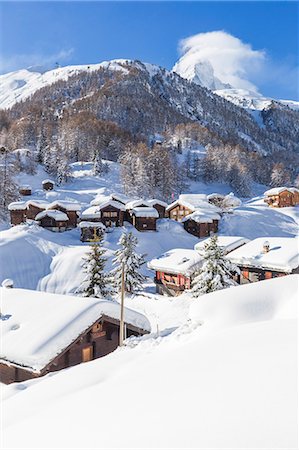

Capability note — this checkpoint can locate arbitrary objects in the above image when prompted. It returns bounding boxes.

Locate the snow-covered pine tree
[191,235,239,297]
[0,146,19,220]
[78,232,111,298]
[111,231,146,294]
[93,150,104,176]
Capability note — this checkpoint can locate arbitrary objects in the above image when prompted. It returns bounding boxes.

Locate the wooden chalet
[97,200,125,227]
[19,185,32,196]
[166,194,220,222]
[124,199,152,223]
[264,187,299,208]
[0,288,150,384]
[79,221,106,242]
[147,199,168,218]
[80,205,102,223]
[227,237,299,284]
[182,210,220,238]
[35,210,69,232]
[26,200,49,220]
[47,200,81,228]
[148,248,203,296]
[42,179,55,191]
[131,207,159,231]
[8,201,27,226]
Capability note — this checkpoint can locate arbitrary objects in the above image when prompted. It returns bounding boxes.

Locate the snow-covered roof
[148,248,203,276]
[264,187,292,196]
[147,199,168,208]
[227,237,299,273]
[182,210,220,223]
[131,207,159,218]
[78,221,106,229]
[97,200,126,211]
[166,197,221,213]
[288,187,299,194]
[110,192,132,205]
[26,199,50,209]
[194,236,249,254]
[35,210,69,222]
[0,288,151,372]
[80,205,101,219]
[42,179,55,184]
[8,201,27,211]
[207,193,225,201]
[126,199,152,210]
[179,194,208,205]
[47,200,81,211]
[19,185,31,190]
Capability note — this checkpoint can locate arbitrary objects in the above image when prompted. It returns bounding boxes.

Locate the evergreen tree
[191,235,239,297]
[270,163,291,187]
[78,233,111,298]
[0,146,19,220]
[93,150,104,176]
[111,232,146,294]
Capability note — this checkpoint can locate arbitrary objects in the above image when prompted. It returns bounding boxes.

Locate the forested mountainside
[0,59,298,208]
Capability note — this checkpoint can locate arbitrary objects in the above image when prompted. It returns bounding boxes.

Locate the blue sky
[0,1,298,99]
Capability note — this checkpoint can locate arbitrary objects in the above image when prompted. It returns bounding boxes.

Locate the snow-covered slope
[0,60,130,109]
[2,275,297,449]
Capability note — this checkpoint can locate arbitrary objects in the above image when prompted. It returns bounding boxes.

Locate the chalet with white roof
[26,199,50,220]
[264,187,299,208]
[19,185,32,196]
[79,221,106,242]
[0,288,150,384]
[47,200,81,228]
[182,210,220,238]
[42,179,55,191]
[166,194,221,222]
[8,201,27,225]
[226,237,299,284]
[96,200,125,227]
[147,199,168,218]
[194,236,249,254]
[35,210,69,232]
[148,248,203,296]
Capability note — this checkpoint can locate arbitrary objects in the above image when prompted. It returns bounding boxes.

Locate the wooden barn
[148,248,203,296]
[42,179,55,191]
[264,187,299,208]
[182,210,220,238]
[26,200,49,220]
[227,237,299,284]
[131,207,159,231]
[97,200,125,227]
[47,200,81,228]
[79,221,106,242]
[35,210,69,232]
[124,199,152,223]
[147,199,168,218]
[19,185,32,196]
[8,201,27,226]
[0,288,150,384]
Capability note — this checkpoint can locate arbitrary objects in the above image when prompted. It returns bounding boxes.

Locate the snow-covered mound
[2,276,297,449]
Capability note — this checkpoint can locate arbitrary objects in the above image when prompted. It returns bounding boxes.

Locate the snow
[132,207,159,218]
[78,221,105,229]
[47,200,81,211]
[264,186,293,196]
[125,199,152,209]
[80,205,101,219]
[110,192,132,205]
[0,60,130,110]
[167,195,221,214]
[42,179,54,184]
[7,201,27,211]
[35,210,68,222]
[182,209,220,223]
[19,184,31,190]
[194,235,249,254]
[96,200,126,211]
[147,198,168,208]
[1,276,297,449]
[227,236,299,273]
[0,287,151,372]
[148,248,203,276]
[26,199,50,209]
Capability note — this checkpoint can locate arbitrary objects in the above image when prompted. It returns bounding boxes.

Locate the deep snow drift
[2,275,297,449]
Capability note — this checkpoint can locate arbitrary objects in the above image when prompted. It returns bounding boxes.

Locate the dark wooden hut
[8,201,27,226]
[42,179,55,191]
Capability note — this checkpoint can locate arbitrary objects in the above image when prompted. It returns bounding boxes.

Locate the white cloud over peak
[174,30,266,93]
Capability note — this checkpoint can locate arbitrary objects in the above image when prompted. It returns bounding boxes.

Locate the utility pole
[119,262,125,347]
